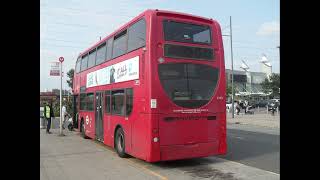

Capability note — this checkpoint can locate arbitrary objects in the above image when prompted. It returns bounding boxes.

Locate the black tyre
[68,123,73,131]
[115,128,128,158]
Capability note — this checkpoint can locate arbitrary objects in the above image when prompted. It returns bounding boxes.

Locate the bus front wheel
[115,128,128,158]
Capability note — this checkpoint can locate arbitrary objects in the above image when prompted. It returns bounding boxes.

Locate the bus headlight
[153,137,159,142]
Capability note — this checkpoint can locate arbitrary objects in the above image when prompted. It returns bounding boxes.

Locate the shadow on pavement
[152,158,239,179]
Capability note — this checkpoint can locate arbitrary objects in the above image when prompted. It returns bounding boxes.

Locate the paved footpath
[227,113,280,129]
[40,129,279,180]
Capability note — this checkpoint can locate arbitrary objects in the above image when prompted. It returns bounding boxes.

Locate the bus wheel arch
[114,125,128,158]
[113,125,122,147]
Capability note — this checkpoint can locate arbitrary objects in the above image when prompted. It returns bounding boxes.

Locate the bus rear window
[163,20,211,44]
[164,44,214,61]
[158,63,219,108]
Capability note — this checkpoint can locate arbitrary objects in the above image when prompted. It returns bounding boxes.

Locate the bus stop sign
[59,57,64,63]
[50,62,60,76]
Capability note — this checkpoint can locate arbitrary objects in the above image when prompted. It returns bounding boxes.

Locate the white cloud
[256,21,279,36]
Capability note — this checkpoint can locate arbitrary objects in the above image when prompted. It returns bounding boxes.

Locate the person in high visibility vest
[44,102,54,134]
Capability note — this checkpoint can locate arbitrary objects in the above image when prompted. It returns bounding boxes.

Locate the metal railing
[227,106,280,116]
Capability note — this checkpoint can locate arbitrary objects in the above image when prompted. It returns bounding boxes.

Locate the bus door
[72,95,79,129]
[95,91,104,141]
[104,90,112,146]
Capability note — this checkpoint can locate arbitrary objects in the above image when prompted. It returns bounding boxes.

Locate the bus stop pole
[59,61,63,136]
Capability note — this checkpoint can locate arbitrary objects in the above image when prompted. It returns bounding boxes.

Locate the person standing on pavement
[62,104,67,129]
[244,100,248,114]
[62,104,65,127]
[44,101,54,134]
[235,101,240,115]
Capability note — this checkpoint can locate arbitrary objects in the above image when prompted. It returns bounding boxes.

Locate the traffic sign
[50,62,60,76]
[59,57,64,63]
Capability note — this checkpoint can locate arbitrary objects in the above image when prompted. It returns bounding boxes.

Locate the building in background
[260,54,272,80]
[225,69,270,102]
[40,89,72,106]
[226,54,278,103]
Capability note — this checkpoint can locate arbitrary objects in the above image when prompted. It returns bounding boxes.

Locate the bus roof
[77,9,216,59]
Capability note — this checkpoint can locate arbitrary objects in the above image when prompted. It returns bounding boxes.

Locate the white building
[225,69,270,102]
[260,55,272,79]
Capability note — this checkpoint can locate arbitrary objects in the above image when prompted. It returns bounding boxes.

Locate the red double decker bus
[72,9,226,162]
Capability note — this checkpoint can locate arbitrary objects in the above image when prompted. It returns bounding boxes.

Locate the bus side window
[86,93,94,111]
[106,38,113,61]
[80,54,89,72]
[96,42,107,65]
[105,90,111,114]
[126,88,133,116]
[112,29,127,59]
[111,89,125,116]
[87,49,97,69]
[127,18,146,53]
[80,93,87,110]
[75,57,81,73]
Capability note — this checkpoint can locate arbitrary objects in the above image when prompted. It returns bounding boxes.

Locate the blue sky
[40,0,279,91]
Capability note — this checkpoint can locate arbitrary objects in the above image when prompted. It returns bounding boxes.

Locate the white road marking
[210,157,280,176]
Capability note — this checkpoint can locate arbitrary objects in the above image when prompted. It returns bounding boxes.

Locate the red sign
[59,57,64,63]
[50,62,60,76]
[50,70,60,76]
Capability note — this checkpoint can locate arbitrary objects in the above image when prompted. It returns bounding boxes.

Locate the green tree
[226,84,232,97]
[261,73,280,98]
[66,99,73,117]
[226,84,238,99]
[66,69,74,117]
[53,100,60,117]
[66,69,74,89]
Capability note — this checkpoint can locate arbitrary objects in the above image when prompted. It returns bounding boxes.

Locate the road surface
[40,124,279,180]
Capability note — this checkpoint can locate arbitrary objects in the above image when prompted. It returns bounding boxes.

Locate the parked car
[246,101,255,110]
[254,100,269,108]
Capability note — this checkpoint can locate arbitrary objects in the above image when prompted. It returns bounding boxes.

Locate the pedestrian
[62,104,67,129]
[235,101,240,115]
[270,103,276,116]
[44,101,54,134]
[244,100,248,114]
[239,100,244,109]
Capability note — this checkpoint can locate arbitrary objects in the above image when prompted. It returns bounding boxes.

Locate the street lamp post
[222,16,235,118]
[59,57,65,136]
[277,46,280,69]
[230,16,235,118]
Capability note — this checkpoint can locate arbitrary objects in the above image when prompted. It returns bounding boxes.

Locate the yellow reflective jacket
[45,105,51,119]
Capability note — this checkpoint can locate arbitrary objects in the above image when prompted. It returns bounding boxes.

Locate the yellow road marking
[94,141,117,154]
[93,141,168,180]
[126,158,168,180]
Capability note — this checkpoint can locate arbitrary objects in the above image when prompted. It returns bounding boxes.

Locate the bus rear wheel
[115,128,128,158]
